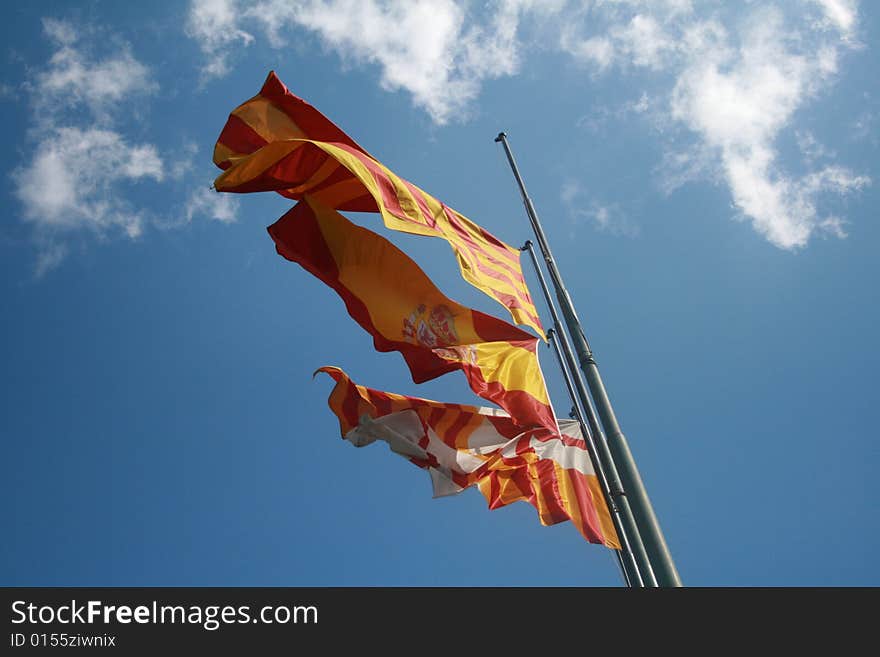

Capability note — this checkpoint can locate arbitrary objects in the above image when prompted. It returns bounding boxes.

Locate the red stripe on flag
[224,142,335,194]
[427,407,445,429]
[399,179,440,230]
[371,390,394,417]
[216,114,268,161]
[567,470,607,544]
[340,379,362,432]
[535,460,568,524]
[267,200,338,278]
[331,146,420,227]
[440,205,521,270]
[471,310,535,343]
[486,414,529,440]
[398,176,520,271]
[440,411,473,449]
[458,361,555,430]
[258,71,368,155]
[487,472,502,510]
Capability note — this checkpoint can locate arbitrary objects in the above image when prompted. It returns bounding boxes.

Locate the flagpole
[546,330,633,587]
[525,243,655,587]
[496,132,682,587]
[550,328,635,585]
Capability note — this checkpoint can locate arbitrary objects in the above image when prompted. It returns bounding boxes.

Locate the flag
[212,70,368,171]
[317,366,619,548]
[268,196,554,430]
[213,71,544,338]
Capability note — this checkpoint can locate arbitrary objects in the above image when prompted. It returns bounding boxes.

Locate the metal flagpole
[497,132,682,587]
[547,329,634,587]
[525,242,655,587]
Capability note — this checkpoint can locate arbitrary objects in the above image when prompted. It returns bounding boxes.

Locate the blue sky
[2,0,877,586]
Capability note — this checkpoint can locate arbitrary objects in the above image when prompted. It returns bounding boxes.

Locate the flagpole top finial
[494,132,507,143]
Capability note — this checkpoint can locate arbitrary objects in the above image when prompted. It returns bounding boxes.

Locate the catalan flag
[269,196,554,430]
[317,366,619,548]
[213,71,544,338]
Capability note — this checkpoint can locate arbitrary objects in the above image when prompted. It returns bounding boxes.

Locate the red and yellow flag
[213,71,544,338]
[269,197,554,430]
[317,366,619,548]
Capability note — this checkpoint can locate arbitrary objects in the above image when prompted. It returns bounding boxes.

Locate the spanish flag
[213,71,544,338]
[317,366,620,549]
[269,196,554,431]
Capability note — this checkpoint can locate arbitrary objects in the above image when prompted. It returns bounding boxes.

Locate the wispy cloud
[12,19,226,276]
[33,242,68,280]
[850,109,876,144]
[796,130,835,165]
[12,20,165,273]
[14,127,162,238]
[185,187,239,224]
[668,7,867,249]
[34,18,157,122]
[811,0,859,39]
[563,35,615,72]
[576,91,655,133]
[185,0,254,81]
[185,0,550,124]
[561,180,640,238]
[560,2,870,250]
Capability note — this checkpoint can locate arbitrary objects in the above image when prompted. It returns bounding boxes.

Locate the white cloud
[801,165,870,196]
[13,19,170,273]
[629,92,651,114]
[459,0,536,81]
[560,179,580,206]
[575,91,656,133]
[561,180,639,238]
[292,0,473,123]
[186,0,549,124]
[186,0,255,80]
[562,1,706,71]
[850,110,875,143]
[666,7,868,248]
[36,18,157,121]
[811,0,858,38]
[796,131,834,164]
[33,243,68,279]
[563,34,615,71]
[185,187,239,224]
[169,141,200,180]
[41,17,77,45]
[17,21,163,234]
[562,2,869,250]
[39,46,155,106]
[13,127,162,234]
[612,14,675,70]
